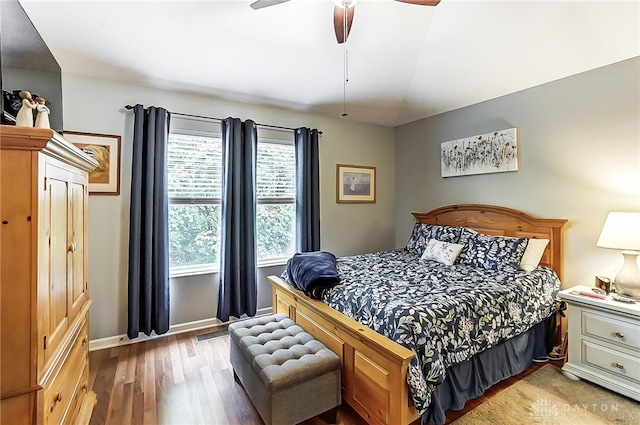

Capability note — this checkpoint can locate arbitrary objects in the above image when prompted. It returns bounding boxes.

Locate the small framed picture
[336,164,376,204]
[64,131,121,195]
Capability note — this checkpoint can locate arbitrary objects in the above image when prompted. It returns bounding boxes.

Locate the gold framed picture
[64,131,121,195]
[336,164,376,204]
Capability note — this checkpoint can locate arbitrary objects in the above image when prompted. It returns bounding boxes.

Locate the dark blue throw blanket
[285,251,340,299]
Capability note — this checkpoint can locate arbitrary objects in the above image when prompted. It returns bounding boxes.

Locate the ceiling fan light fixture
[332,0,358,8]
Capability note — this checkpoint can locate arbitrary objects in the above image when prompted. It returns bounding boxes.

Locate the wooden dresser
[0,126,98,424]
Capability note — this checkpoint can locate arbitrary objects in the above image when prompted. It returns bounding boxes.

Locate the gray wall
[394,57,640,287]
[68,57,639,341]
[62,74,395,340]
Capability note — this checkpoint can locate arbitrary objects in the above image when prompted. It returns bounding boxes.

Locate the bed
[268,204,567,425]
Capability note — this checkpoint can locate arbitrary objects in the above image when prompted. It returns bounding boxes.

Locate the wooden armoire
[0,125,98,424]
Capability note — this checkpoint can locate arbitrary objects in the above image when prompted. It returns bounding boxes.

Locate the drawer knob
[614,362,625,369]
[614,332,624,339]
[50,390,63,411]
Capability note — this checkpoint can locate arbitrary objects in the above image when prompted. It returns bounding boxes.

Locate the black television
[1,0,63,132]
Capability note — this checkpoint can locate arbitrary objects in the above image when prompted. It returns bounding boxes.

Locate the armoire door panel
[68,180,88,321]
[45,172,70,361]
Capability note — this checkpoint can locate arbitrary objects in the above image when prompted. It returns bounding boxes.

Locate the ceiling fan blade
[333,6,355,44]
[250,0,290,10]
[395,0,441,6]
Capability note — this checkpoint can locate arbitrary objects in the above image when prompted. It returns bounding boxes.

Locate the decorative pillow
[421,239,464,266]
[406,223,462,255]
[458,231,529,272]
[435,225,463,243]
[519,238,549,271]
[460,227,478,237]
[406,223,427,255]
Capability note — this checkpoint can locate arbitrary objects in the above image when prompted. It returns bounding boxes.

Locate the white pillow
[519,238,550,271]
[421,239,465,266]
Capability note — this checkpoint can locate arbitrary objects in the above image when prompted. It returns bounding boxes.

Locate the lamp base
[614,251,640,300]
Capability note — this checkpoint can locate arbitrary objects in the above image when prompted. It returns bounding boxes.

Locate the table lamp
[596,212,640,299]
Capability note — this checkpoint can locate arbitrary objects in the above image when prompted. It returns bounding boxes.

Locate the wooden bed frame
[268,204,567,425]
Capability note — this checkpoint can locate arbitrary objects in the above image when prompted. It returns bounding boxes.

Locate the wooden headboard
[412,204,568,280]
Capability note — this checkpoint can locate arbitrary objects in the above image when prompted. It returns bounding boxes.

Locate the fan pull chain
[342,5,349,118]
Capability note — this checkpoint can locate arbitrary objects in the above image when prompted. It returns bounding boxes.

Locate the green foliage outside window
[168,203,296,268]
[169,204,221,268]
[257,204,296,259]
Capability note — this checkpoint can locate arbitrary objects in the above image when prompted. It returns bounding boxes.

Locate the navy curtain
[295,127,320,252]
[127,104,171,339]
[217,118,258,322]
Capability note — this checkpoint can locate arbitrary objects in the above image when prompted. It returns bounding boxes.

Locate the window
[167,130,296,276]
[167,132,222,275]
[257,140,296,262]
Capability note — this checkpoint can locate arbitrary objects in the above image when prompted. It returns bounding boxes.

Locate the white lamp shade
[597,212,640,251]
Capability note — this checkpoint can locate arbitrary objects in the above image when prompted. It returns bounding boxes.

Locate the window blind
[257,142,295,199]
[168,134,222,199]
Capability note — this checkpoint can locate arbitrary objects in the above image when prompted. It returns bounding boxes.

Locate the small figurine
[34,97,51,129]
[15,91,36,127]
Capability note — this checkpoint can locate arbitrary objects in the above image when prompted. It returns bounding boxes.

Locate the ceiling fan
[249,0,440,44]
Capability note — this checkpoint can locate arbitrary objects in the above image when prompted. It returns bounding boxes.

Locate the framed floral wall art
[441,128,518,177]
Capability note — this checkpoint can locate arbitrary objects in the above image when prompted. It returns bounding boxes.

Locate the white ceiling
[19,0,640,127]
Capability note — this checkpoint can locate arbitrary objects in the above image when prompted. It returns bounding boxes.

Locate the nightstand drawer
[582,340,640,384]
[582,310,640,352]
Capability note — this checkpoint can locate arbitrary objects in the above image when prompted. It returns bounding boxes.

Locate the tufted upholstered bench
[229,313,341,425]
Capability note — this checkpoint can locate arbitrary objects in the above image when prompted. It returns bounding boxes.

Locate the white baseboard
[89,307,272,352]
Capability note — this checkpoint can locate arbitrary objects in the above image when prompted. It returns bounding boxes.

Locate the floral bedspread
[283,249,562,414]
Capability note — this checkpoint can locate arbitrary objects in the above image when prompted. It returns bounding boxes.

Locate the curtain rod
[124,105,322,135]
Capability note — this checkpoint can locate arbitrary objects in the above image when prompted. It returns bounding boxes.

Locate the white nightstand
[558,285,640,401]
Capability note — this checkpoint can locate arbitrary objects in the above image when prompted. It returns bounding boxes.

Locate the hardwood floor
[89,327,561,425]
